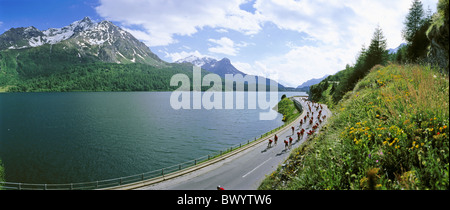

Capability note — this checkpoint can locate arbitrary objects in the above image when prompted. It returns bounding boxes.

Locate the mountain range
[176,56,244,77]
[0,17,305,92]
[175,55,286,89]
[296,75,329,89]
[0,17,164,66]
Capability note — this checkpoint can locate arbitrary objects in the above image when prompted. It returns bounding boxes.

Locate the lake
[0,91,306,184]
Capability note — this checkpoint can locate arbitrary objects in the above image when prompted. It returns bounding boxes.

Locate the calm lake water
[0,91,305,184]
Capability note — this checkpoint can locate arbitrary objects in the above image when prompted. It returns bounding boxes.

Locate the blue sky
[0,0,438,87]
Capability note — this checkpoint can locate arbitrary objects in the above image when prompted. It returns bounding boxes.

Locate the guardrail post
[18,183,21,190]
[179,164,181,170]
[44,184,47,190]
[96,181,99,188]
[70,183,73,190]
[142,173,144,181]
[194,160,197,165]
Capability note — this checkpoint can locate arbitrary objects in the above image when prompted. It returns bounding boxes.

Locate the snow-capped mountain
[0,17,164,66]
[176,55,286,88]
[175,55,217,67]
[176,56,246,78]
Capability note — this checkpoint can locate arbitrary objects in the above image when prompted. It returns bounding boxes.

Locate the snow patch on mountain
[175,55,217,67]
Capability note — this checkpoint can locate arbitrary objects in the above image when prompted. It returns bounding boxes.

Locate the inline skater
[289,137,293,149]
[284,140,289,150]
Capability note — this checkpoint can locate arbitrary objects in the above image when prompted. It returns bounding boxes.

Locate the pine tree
[366,26,388,67]
[402,0,425,43]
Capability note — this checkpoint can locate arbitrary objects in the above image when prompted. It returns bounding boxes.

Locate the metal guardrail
[0,97,306,190]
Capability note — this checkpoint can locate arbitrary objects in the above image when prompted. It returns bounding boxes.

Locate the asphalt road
[138,97,331,190]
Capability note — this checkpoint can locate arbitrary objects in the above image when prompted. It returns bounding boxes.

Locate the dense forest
[0,41,287,92]
[0,42,210,92]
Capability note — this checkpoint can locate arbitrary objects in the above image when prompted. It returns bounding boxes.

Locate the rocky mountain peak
[0,17,165,66]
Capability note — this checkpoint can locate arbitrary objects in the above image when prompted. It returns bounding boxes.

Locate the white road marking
[242,157,273,178]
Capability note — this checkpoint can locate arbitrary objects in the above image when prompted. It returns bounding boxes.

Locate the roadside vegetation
[260,0,449,190]
[0,160,4,189]
[275,95,300,122]
[259,64,449,190]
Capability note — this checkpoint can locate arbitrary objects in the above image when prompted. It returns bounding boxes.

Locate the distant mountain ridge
[0,17,164,66]
[296,75,329,89]
[176,56,245,77]
[388,43,406,54]
[176,55,286,89]
[0,17,286,92]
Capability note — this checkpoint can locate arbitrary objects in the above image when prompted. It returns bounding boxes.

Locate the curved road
[137,97,331,190]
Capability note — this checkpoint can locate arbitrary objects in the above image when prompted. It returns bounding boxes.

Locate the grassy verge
[275,97,300,122]
[259,64,449,190]
[0,160,4,190]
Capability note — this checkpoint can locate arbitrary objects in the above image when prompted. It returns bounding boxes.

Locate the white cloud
[0,21,3,27]
[208,37,238,56]
[123,27,177,47]
[234,44,354,87]
[235,0,438,87]
[95,0,261,46]
[95,0,438,87]
[255,0,438,49]
[215,28,229,33]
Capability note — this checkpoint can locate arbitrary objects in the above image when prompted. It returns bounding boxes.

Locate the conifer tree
[402,0,425,43]
[366,26,388,67]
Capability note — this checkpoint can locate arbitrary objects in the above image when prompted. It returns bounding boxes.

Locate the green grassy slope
[259,64,449,190]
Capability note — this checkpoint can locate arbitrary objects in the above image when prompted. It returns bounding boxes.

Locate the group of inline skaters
[267,98,327,150]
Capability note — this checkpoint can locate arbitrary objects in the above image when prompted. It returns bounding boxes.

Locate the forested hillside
[260,0,449,190]
[309,0,449,105]
[0,43,201,92]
